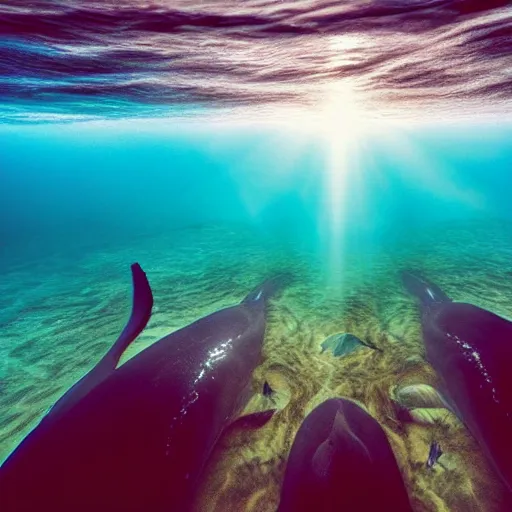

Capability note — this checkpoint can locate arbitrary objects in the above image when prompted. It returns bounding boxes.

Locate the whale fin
[45,263,153,421]
[242,273,292,304]
[228,409,277,430]
[97,263,153,371]
[401,271,451,307]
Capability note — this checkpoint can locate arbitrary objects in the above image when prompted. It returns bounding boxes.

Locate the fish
[320,332,369,357]
[263,380,274,398]
[0,266,287,512]
[426,441,443,469]
[278,398,412,512]
[402,270,512,491]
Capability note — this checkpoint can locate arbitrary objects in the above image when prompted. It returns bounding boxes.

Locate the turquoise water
[2,120,511,264]
[1,1,512,508]
[2,121,512,511]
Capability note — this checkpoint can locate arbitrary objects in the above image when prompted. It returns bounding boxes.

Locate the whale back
[425,301,512,490]
[1,286,272,511]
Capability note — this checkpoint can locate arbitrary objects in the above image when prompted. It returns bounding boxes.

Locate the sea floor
[2,219,512,511]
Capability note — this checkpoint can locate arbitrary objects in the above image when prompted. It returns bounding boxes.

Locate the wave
[0,0,510,123]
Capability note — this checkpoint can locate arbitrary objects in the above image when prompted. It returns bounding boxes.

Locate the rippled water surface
[1,0,511,122]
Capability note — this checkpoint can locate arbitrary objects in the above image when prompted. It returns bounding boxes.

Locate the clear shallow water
[1,121,511,258]
[1,120,512,510]
[1,1,512,511]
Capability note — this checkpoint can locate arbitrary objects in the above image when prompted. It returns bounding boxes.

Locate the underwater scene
[1,1,512,511]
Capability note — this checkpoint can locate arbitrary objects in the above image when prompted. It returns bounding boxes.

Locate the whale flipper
[46,263,153,420]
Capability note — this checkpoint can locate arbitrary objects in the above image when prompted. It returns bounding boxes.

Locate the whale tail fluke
[401,270,451,307]
[243,273,293,304]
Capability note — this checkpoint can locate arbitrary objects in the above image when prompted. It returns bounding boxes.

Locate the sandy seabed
[2,220,512,511]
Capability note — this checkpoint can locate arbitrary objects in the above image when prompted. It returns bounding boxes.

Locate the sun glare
[315,81,367,284]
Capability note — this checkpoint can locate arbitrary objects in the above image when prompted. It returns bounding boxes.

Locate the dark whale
[45,263,153,421]
[0,265,285,512]
[278,398,412,512]
[402,271,512,491]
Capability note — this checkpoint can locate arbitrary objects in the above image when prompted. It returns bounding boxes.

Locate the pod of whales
[6,263,508,510]
[402,270,512,491]
[278,398,412,512]
[0,264,286,512]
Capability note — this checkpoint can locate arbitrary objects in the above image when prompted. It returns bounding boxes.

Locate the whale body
[279,398,412,512]
[0,265,284,512]
[402,270,512,491]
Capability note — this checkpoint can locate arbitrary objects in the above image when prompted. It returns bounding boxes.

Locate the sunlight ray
[315,81,367,285]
